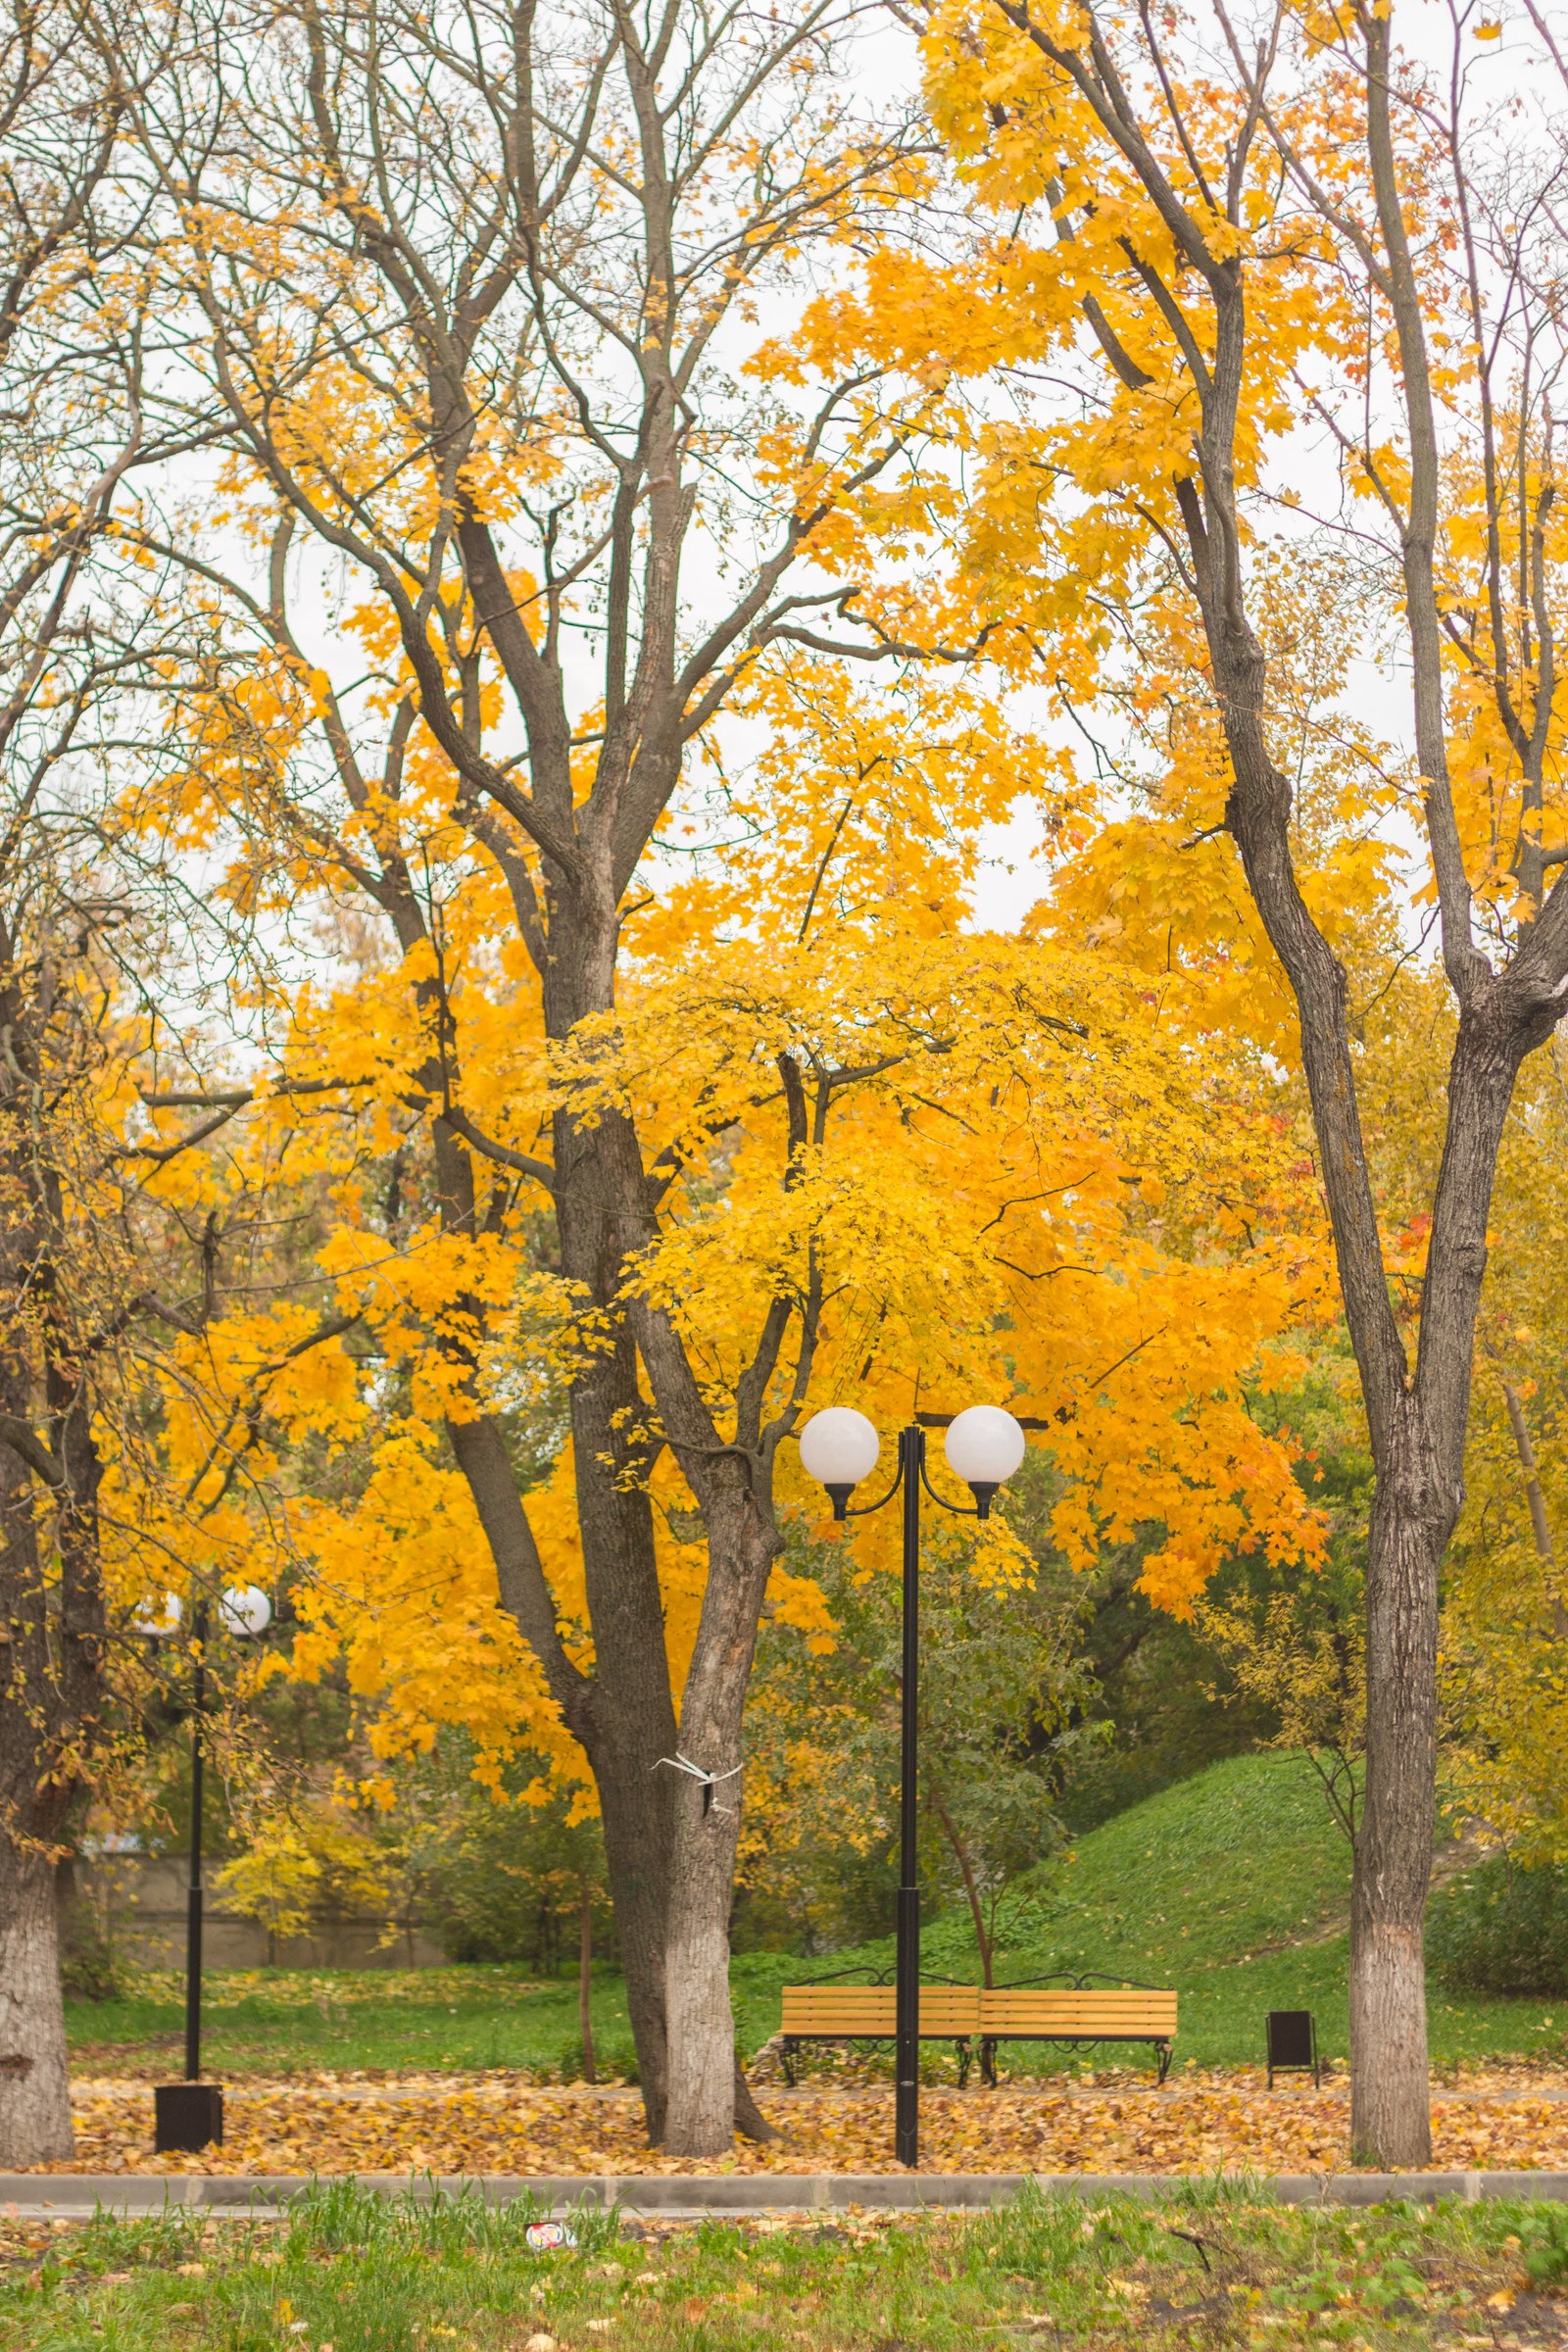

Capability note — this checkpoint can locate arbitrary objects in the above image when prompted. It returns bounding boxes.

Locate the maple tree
[0,5,374,2158]
[110,0,952,2160]
[1439,1024,1568,1863]
[816,0,1568,2164]
[0,1,186,2166]
[81,0,1348,2159]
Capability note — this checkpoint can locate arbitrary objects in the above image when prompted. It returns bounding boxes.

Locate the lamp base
[154,2082,223,2153]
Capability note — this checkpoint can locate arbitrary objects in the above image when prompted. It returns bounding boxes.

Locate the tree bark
[929,1775,994,1987]
[0,1333,104,2171]
[1497,1375,1568,1636]
[659,1485,783,2155]
[1349,1413,1443,2165]
[0,1834,74,2167]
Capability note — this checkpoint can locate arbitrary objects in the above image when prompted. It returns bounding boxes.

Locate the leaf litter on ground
[33,2061,1568,2177]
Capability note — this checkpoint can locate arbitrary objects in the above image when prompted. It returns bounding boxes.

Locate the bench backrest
[780,1984,982,2036]
[979,1987,1177,2036]
[779,1984,1177,2040]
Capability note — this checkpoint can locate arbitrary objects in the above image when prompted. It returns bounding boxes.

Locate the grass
[65,1965,639,2081]
[66,1755,1568,2082]
[979,1751,1568,2073]
[733,1754,1568,2075]
[6,2178,1568,2350]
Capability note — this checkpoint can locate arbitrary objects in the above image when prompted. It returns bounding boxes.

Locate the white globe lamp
[130,1592,183,1639]
[799,1406,881,1519]
[218,1583,273,1639]
[944,1405,1026,1519]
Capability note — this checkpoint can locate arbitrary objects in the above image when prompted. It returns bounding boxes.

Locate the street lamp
[797,1402,1026,2169]
[147,1582,274,2155]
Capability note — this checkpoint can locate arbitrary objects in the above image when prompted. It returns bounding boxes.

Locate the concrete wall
[69,1857,448,1971]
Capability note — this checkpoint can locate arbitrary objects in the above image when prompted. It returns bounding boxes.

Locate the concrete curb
[7,2170,1568,2218]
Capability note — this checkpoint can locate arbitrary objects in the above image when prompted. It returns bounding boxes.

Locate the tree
[1439,1020,1568,1859]
[115,0,945,2156]
[844,0,1568,2166]
[109,0,1334,2153]
[233,894,1324,2134]
[0,0,168,2164]
[0,13,368,2133]
[743,1507,1098,1983]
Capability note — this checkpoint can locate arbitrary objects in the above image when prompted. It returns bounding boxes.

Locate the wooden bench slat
[981,1992,1175,2006]
[781,1987,982,2034]
[981,2005,1177,2019]
[981,2015,1175,2034]
[981,1995,1177,2028]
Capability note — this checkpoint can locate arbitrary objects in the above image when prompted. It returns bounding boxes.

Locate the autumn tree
[96,0,1347,2158]
[0,0,166,2167]
[0,0,378,2165]
[851,0,1568,2162]
[108,0,955,2158]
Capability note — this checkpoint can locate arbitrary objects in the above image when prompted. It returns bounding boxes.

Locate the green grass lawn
[66,1965,639,2081]
[982,1750,1568,2073]
[67,1755,1568,2082]
[733,1754,1568,2075]
[6,2178,1568,2350]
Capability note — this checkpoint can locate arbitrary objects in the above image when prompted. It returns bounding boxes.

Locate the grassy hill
[734,1752,1567,2073]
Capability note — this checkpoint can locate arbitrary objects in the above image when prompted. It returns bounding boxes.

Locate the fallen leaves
[26,2063,1568,2177]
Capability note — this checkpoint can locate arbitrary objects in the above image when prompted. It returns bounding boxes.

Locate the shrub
[557,2035,638,2084]
[1427,1856,1568,1994]
[59,1910,130,2002]
[1520,2203,1568,2288]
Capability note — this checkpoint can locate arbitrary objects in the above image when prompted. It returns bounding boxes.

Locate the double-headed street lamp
[797,1404,1026,2169]
[133,1582,273,2153]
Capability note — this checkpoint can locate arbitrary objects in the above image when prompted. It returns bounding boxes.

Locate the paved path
[7,2168,1568,2221]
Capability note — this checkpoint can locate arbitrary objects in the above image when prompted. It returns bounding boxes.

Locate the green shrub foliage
[1427,1856,1568,1995]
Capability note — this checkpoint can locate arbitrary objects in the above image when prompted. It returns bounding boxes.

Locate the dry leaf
[32,2065,1568,2179]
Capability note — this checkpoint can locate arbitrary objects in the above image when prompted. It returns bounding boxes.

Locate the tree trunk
[660,1492,781,2155]
[1498,1375,1568,1637]
[1348,1427,1444,2167]
[547,938,686,2137]
[572,1727,672,2135]
[0,1834,74,2167]
[929,1776,994,1987]
[578,1881,596,2084]
[662,1788,742,2156]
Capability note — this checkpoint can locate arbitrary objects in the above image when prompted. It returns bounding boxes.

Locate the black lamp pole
[184,1597,209,2082]
[895,1424,923,2169]
[146,1584,270,2153]
[807,1403,1026,2170]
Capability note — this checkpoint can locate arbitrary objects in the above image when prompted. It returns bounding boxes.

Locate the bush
[557,2035,639,2084]
[1519,2204,1568,2289]
[1427,1856,1568,1994]
[59,1908,130,2002]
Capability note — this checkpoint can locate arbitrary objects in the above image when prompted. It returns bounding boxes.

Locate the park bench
[778,1970,1177,2086]
[977,1974,1177,2084]
[778,1974,983,2085]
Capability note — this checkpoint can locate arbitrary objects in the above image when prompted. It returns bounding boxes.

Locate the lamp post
[145,1581,273,2155]
[797,1402,1026,2169]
